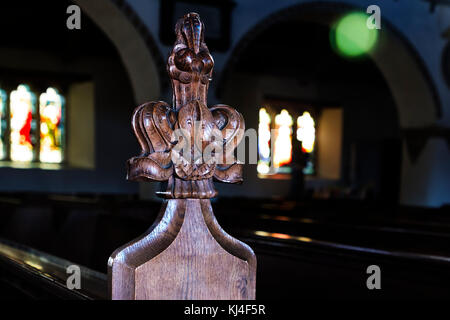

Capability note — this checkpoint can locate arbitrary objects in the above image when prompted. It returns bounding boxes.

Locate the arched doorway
[219,3,440,125]
[217,2,440,204]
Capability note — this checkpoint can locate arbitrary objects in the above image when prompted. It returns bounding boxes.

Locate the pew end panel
[107,12,256,300]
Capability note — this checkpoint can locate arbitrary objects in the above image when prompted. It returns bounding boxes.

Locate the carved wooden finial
[126,12,244,199]
[108,13,256,300]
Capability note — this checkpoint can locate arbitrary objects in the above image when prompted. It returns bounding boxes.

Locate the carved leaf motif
[214,163,244,184]
[210,104,245,183]
[127,102,174,181]
[127,152,173,182]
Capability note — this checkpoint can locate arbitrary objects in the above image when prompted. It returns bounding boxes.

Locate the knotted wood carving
[108,12,256,300]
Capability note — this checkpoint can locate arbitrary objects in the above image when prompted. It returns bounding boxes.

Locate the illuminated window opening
[39,88,65,163]
[0,89,6,160]
[273,109,293,170]
[297,112,315,153]
[296,111,316,175]
[257,108,271,174]
[257,105,317,178]
[0,84,65,165]
[10,85,36,162]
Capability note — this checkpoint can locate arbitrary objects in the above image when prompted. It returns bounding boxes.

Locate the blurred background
[0,0,449,299]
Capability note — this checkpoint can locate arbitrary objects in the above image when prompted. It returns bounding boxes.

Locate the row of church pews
[222,213,450,257]
[1,232,450,300]
[215,198,450,256]
[1,230,449,300]
[0,193,157,272]
[245,236,450,299]
[0,193,449,299]
[0,238,106,299]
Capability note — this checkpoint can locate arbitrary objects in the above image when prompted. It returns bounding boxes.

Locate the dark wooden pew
[0,238,106,299]
[1,193,450,299]
[1,229,450,300]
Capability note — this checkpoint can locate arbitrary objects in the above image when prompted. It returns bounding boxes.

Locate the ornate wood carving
[108,12,256,300]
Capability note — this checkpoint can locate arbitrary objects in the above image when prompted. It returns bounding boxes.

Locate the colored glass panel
[257,108,271,174]
[39,87,64,163]
[296,112,315,153]
[10,85,36,162]
[273,109,293,169]
[296,111,316,175]
[0,89,6,160]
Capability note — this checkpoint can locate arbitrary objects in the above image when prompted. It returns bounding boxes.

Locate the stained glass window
[273,109,293,170]
[10,85,36,162]
[297,112,315,153]
[0,89,6,160]
[258,106,317,177]
[0,84,66,165]
[39,87,64,163]
[297,111,316,175]
[257,108,272,174]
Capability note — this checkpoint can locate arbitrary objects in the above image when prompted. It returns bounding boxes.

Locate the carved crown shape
[126,13,244,199]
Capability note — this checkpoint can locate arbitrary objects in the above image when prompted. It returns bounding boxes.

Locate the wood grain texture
[108,199,255,299]
[108,12,256,300]
[109,199,256,299]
